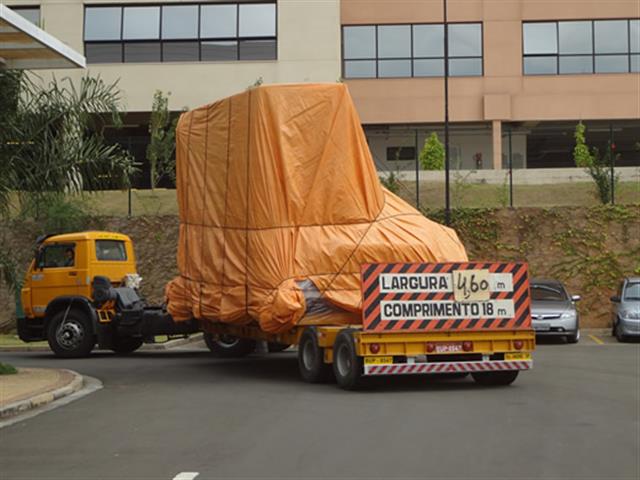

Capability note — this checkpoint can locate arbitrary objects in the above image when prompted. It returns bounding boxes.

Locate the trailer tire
[471,370,519,386]
[111,336,143,355]
[333,329,363,390]
[47,309,95,358]
[298,327,332,383]
[203,333,256,358]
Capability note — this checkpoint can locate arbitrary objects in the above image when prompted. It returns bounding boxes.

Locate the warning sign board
[361,262,532,332]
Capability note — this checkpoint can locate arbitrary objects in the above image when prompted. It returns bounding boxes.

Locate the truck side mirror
[610,296,621,303]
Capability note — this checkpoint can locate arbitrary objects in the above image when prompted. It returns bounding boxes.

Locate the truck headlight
[620,310,640,320]
[561,311,576,320]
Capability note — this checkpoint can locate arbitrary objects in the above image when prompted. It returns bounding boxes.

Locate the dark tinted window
[531,285,567,301]
[163,42,200,62]
[387,147,416,161]
[85,43,122,63]
[40,244,75,268]
[239,39,276,60]
[201,41,238,61]
[124,42,161,62]
[96,241,127,261]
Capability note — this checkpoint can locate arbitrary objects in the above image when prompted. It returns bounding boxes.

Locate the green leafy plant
[498,172,510,208]
[573,122,618,204]
[419,132,445,171]
[147,90,178,188]
[0,362,18,375]
[380,171,402,194]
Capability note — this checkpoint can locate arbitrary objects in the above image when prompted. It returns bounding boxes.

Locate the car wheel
[297,327,332,383]
[615,323,627,343]
[566,329,580,344]
[332,329,363,390]
[203,333,256,357]
[111,336,143,355]
[47,309,95,358]
[471,370,519,386]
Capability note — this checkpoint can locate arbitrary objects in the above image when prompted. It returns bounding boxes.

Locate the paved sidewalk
[0,368,83,419]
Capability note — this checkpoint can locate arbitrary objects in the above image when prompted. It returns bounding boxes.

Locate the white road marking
[173,473,199,480]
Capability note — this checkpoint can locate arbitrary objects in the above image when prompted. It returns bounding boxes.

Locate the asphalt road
[1,336,638,480]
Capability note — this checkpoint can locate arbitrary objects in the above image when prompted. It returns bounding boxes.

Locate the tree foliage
[419,132,445,170]
[147,90,178,188]
[573,122,618,204]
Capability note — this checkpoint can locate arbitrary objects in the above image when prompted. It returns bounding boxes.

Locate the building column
[492,120,502,170]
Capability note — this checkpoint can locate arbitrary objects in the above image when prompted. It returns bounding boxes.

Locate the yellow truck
[17,232,535,390]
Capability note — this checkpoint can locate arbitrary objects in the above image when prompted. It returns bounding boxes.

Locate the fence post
[610,122,615,205]
[128,188,132,218]
[509,127,514,208]
[415,129,420,210]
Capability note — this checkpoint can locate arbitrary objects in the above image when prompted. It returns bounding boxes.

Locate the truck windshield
[96,240,127,261]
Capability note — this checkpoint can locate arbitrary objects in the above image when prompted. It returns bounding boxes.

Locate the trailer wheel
[111,336,143,355]
[203,333,256,358]
[268,342,290,353]
[333,329,363,390]
[471,370,519,386]
[47,309,95,358]
[298,327,332,383]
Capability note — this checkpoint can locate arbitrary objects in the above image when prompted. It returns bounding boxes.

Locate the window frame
[341,22,484,79]
[522,18,639,76]
[83,1,278,64]
[95,240,128,262]
[38,243,76,269]
[8,5,41,26]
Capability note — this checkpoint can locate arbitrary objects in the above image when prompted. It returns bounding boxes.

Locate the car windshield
[531,285,567,301]
[623,282,640,301]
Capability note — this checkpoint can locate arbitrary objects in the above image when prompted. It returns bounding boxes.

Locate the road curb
[0,369,83,419]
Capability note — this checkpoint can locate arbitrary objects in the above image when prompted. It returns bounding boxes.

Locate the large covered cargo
[166,83,467,333]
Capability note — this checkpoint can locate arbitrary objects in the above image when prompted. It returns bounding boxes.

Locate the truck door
[30,242,80,316]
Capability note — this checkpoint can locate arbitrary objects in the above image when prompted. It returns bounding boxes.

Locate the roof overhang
[0,4,85,69]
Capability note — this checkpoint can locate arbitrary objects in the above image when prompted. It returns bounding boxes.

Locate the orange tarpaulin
[166,83,468,333]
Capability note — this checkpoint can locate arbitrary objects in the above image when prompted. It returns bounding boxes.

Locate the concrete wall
[342,0,640,125]
[8,0,341,112]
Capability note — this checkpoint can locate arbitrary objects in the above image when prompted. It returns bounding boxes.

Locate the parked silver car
[530,278,580,343]
[611,277,640,342]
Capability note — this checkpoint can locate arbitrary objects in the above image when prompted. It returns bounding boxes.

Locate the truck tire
[47,309,95,358]
[298,327,332,383]
[471,370,519,386]
[332,329,363,390]
[268,342,290,353]
[203,333,256,358]
[111,336,143,355]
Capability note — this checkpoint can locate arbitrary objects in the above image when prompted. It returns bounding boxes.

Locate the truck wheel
[332,329,363,390]
[471,370,519,386]
[111,336,143,355]
[268,342,290,353]
[203,333,256,358]
[47,309,95,358]
[298,327,332,383]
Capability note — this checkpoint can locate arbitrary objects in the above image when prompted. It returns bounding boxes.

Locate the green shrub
[573,122,619,204]
[0,362,18,375]
[20,193,92,235]
[419,132,445,171]
[380,171,402,194]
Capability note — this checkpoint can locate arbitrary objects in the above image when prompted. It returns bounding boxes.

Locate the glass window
[377,25,411,59]
[162,5,198,39]
[239,39,276,60]
[123,7,160,40]
[523,23,558,54]
[85,7,122,41]
[387,147,416,161]
[378,59,411,77]
[594,20,628,54]
[12,7,40,25]
[239,3,276,37]
[531,285,567,301]
[559,21,592,54]
[40,244,75,268]
[163,42,200,62]
[200,4,237,38]
[96,241,127,261]
[630,20,640,53]
[559,55,593,74]
[344,60,376,78]
[623,282,640,300]
[595,55,629,73]
[124,42,161,62]
[449,23,482,57]
[343,26,375,59]
[524,56,557,75]
[413,24,444,57]
[449,58,482,76]
[631,54,640,72]
[85,43,122,63]
[201,41,238,61]
[414,58,444,76]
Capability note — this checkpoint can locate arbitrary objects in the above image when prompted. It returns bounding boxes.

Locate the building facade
[4,0,640,183]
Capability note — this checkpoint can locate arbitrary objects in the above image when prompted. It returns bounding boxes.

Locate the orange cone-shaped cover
[166,83,468,333]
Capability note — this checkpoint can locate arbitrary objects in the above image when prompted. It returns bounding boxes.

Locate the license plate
[434,342,464,353]
[505,352,531,361]
[534,323,550,331]
[364,356,393,365]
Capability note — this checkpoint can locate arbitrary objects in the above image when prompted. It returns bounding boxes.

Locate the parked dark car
[611,277,640,342]
[530,278,580,343]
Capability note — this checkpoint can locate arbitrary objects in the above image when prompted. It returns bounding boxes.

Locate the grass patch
[0,334,47,348]
[0,362,18,375]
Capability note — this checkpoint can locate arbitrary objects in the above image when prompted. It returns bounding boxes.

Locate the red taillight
[369,343,381,354]
[462,341,473,352]
[514,340,524,350]
[426,342,436,353]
